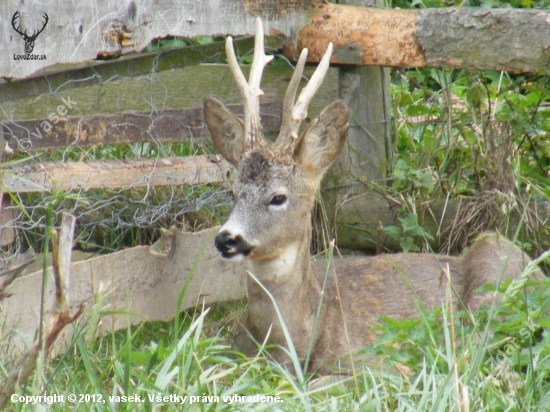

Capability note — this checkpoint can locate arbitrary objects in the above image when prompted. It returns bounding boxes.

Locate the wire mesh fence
[0,42,348,256]
[0,60,240,255]
[1,52,549,259]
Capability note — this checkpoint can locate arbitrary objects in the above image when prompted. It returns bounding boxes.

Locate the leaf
[400,236,419,253]
[398,214,418,232]
[192,36,214,45]
[466,82,486,107]
[382,225,402,240]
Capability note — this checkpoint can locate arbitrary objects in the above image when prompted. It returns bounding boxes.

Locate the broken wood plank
[0,227,246,355]
[293,4,550,73]
[0,213,82,408]
[2,155,231,193]
[2,1,550,82]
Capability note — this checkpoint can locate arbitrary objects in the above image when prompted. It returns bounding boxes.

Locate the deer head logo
[11,11,49,54]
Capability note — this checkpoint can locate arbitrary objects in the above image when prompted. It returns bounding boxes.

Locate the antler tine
[248,18,274,99]
[276,43,333,149]
[12,11,24,36]
[225,37,248,103]
[225,17,273,149]
[276,48,308,146]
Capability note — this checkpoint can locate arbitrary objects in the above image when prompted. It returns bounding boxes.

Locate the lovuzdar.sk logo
[11,10,48,60]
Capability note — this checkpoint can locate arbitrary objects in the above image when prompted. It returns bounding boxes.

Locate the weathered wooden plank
[0,37,257,104]
[2,1,550,82]
[1,0,310,80]
[3,155,231,193]
[0,64,338,130]
[0,227,246,354]
[0,215,82,409]
[293,4,550,73]
[2,102,282,153]
[1,65,338,153]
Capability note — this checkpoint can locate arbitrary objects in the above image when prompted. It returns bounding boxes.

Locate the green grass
[4,254,550,411]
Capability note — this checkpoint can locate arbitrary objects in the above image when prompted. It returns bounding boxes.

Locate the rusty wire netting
[1,58,549,258]
[0,63,240,256]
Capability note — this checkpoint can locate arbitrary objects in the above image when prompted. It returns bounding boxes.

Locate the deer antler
[275,43,333,150]
[11,11,48,54]
[30,13,49,40]
[225,18,273,149]
[11,11,24,37]
[11,11,48,40]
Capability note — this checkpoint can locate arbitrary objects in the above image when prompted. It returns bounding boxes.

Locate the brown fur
[233,229,543,375]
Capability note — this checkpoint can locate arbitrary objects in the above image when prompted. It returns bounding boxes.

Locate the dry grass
[442,122,548,256]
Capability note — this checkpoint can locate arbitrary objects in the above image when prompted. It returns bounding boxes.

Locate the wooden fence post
[321,0,391,243]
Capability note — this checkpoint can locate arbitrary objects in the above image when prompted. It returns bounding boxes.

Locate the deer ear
[204,97,245,167]
[294,100,349,178]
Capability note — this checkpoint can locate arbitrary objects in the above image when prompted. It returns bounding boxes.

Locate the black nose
[215,231,252,258]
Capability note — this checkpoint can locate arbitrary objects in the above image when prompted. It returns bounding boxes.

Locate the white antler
[225,18,273,148]
[276,43,333,149]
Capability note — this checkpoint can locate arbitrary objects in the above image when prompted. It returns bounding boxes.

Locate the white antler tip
[225,36,234,56]
[254,17,264,42]
[323,43,333,61]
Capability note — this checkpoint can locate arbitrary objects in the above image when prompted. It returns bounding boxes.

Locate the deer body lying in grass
[204,19,543,375]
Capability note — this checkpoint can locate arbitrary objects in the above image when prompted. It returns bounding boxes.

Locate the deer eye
[269,195,287,206]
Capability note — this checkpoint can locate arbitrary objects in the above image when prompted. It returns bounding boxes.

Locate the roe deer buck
[204,18,543,374]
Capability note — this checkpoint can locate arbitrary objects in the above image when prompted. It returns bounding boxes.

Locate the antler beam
[11,11,24,37]
[275,43,333,150]
[225,18,273,149]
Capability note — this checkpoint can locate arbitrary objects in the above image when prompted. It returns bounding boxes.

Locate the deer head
[12,11,49,54]
[204,18,349,267]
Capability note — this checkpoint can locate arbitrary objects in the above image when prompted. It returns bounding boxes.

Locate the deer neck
[245,221,321,355]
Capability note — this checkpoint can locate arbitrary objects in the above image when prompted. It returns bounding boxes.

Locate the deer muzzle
[215,230,253,260]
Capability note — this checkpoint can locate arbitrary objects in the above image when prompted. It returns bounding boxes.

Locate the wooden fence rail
[1,227,246,356]
[2,103,282,153]
[3,155,230,193]
[2,1,549,80]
